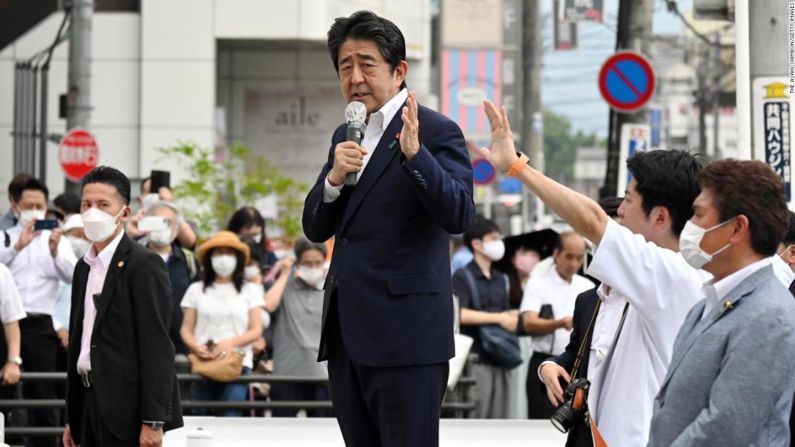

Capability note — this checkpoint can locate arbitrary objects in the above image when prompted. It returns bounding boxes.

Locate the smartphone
[538,304,554,320]
[150,170,171,191]
[34,219,59,231]
[138,216,169,232]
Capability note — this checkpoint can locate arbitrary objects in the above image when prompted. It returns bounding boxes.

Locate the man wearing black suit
[537,197,622,447]
[63,167,182,447]
[302,11,475,447]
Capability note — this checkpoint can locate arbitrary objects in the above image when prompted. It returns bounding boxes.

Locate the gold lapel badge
[117,260,125,268]
[723,300,733,311]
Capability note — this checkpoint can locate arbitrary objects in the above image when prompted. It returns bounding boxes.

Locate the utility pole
[601,0,654,198]
[697,50,707,154]
[65,0,93,191]
[521,0,543,229]
[712,32,721,159]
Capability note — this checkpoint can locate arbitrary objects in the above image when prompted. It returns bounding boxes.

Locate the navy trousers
[326,299,449,447]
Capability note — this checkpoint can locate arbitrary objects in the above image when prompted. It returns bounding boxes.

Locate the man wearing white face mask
[0,177,76,447]
[647,159,795,447]
[264,238,330,417]
[63,167,182,447]
[771,211,795,293]
[451,216,519,419]
[141,201,199,356]
[127,177,197,249]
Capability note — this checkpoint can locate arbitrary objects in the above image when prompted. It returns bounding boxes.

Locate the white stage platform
[164,417,567,446]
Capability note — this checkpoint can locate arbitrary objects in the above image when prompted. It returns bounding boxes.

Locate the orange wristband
[507,153,529,177]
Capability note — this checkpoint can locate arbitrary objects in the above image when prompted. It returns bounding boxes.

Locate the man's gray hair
[145,200,180,218]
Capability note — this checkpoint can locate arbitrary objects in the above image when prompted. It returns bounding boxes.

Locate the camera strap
[570,298,601,381]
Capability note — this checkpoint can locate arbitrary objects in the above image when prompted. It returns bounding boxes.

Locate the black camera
[550,378,590,433]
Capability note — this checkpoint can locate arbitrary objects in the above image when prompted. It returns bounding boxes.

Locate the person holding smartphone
[0,177,76,447]
[127,171,197,249]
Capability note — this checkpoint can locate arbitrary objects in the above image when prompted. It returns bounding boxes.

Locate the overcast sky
[541,0,693,137]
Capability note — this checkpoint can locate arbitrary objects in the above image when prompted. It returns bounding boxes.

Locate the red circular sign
[598,51,656,113]
[59,128,98,182]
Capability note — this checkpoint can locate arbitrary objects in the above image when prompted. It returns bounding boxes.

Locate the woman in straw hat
[179,231,264,416]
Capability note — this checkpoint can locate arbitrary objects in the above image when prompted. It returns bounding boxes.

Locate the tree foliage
[159,142,307,240]
[543,109,605,185]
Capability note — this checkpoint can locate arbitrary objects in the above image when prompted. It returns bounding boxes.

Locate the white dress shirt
[0,224,77,315]
[520,267,594,355]
[0,263,26,324]
[583,219,707,447]
[771,254,795,289]
[323,88,409,203]
[701,257,772,320]
[77,230,125,374]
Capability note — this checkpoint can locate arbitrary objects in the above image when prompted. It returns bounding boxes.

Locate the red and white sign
[59,128,98,182]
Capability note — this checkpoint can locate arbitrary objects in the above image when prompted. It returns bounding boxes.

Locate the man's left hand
[2,362,20,385]
[140,424,163,447]
[49,227,64,257]
[400,90,421,161]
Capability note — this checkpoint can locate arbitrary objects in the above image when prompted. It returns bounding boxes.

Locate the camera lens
[550,403,575,433]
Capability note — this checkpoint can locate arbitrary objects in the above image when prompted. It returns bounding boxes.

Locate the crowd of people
[0,171,335,446]
[4,8,795,447]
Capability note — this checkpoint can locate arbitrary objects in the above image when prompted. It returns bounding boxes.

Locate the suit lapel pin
[723,300,733,311]
[117,260,125,268]
[389,133,401,150]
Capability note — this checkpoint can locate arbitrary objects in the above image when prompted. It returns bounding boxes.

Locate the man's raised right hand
[327,142,368,186]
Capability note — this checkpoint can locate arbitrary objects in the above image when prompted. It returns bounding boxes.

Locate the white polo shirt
[520,267,594,356]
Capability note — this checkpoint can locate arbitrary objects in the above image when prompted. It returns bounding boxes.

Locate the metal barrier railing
[1,372,477,438]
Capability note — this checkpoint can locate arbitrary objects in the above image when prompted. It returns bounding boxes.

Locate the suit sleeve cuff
[323,174,344,203]
[401,145,433,190]
[538,360,558,382]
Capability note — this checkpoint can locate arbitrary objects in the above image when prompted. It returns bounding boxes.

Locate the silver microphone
[344,101,367,187]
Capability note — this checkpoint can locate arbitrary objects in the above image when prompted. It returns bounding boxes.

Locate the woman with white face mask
[179,231,263,417]
[263,237,330,417]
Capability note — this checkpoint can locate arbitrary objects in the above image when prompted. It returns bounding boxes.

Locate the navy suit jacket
[302,102,475,368]
[550,287,599,447]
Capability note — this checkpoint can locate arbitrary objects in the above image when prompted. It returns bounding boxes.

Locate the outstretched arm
[477,100,609,245]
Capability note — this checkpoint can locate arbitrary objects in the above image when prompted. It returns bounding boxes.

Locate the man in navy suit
[302,10,475,447]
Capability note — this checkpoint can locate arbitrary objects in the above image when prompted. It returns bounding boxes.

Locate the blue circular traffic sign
[472,159,496,185]
[598,51,656,113]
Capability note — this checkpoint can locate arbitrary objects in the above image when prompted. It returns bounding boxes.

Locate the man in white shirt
[648,159,795,446]
[772,211,795,292]
[0,263,26,386]
[520,231,593,419]
[479,101,705,446]
[0,177,76,447]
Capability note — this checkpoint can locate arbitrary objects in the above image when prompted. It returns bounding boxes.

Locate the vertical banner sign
[617,124,651,194]
[441,0,507,144]
[441,49,503,139]
[753,78,794,203]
